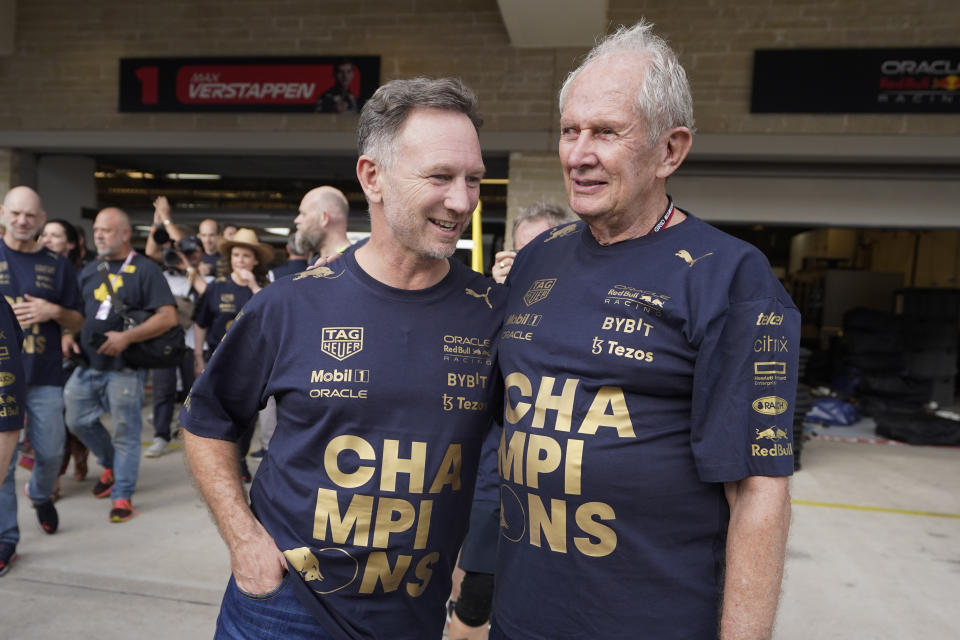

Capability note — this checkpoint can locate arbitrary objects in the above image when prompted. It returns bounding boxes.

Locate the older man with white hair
[492,20,799,640]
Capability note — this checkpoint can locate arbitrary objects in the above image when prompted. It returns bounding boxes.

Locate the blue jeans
[64,367,147,501]
[0,385,67,544]
[152,350,194,441]
[215,574,336,640]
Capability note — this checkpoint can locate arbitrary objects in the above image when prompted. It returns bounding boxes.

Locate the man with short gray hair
[182,76,505,639]
[492,20,798,640]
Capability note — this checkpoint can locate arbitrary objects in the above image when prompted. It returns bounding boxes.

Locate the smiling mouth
[573,178,606,188]
[429,218,459,232]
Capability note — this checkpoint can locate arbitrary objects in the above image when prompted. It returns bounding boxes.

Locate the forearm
[183,430,286,590]
[721,476,791,640]
[52,307,84,333]
[183,431,259,546]
[124,306,177,343]
[194,325,207,356]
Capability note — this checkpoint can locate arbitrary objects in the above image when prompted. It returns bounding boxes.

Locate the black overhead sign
[751,48,960,114]
[119,56,380,113]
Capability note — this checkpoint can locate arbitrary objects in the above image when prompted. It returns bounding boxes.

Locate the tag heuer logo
[523,278,556,307]
[321,327,364,361]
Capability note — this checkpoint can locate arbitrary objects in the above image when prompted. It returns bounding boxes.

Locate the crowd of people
[0,180,355,572]
[0,18,800,640]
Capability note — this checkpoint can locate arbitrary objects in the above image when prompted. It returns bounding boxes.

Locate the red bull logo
[755,426,789,441]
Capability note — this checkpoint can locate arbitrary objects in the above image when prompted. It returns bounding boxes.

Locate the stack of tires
[793,347,812,471]
[839,308,926,416]
[898,289,959,408]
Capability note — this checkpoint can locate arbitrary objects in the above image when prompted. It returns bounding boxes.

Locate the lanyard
[649,196,676,235]
[95,251,136,320]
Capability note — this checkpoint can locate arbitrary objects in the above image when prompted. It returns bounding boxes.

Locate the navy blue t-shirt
[0,241,81,385]
[181,250,506,640]
[193,277,255,352]
[494,215,800,639]
[270,258,309,281]
[0,296,25,432]
[77,252,176,371]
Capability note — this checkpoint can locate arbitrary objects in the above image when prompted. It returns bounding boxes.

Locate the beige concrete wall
[0,0,956,137]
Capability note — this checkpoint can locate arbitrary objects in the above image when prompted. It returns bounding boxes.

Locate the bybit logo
[756,312,783,326]
[320,327,364,361]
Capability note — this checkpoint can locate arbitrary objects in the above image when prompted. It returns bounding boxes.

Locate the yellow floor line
[792,499,960,519]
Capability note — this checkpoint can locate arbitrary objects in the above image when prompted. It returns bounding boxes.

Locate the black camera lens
[178,236,200,254]
[162,247,181,268]
[153,224,171,245]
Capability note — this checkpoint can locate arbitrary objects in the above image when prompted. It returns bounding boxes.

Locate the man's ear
[655,127,693,180]
[356,155,383,204]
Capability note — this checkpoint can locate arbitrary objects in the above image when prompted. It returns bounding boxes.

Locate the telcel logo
[756,313,783,326]
[752,396,788,415]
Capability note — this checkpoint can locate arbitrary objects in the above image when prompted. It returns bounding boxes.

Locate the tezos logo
[752,396,788,415]
[320,327,364,361]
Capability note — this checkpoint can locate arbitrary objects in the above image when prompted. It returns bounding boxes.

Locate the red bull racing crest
[321,327,364,361]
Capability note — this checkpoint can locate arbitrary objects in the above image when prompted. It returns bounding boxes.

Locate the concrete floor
[1,419,958,639]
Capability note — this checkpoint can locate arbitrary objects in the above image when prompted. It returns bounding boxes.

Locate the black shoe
[239,459,252,483]
[0,542,16,576]
[92,468,114,498]
[34,499,59,534]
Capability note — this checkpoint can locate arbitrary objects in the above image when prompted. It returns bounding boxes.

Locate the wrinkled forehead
[2,191,42,215]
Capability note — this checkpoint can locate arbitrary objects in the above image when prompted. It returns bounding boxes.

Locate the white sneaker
[145,437,169,458]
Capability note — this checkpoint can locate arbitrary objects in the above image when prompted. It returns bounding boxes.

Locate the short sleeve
[690,296,800,482]
[0,298,26,432]
[58,259,82,312]
[194,286,215,329]
[179,301,272,441]
[139,260,176,311]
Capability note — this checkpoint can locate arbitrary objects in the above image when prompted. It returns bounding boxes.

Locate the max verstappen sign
[751,48,960,113]
[119,56,380,113]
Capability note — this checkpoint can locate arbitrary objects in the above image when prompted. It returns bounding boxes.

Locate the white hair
[559,19,695,143]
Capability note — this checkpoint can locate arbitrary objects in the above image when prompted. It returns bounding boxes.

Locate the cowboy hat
[218,228,274,265]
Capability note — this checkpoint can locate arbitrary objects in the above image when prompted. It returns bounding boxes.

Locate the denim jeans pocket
[235,571,290,601]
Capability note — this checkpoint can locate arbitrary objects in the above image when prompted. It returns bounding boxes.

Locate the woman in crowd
[38,219,89,488]
[193,228,272,482]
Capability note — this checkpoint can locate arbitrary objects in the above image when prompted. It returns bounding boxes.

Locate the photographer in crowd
[63,206,177,523]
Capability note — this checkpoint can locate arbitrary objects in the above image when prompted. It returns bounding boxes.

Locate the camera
[163,236,201,268]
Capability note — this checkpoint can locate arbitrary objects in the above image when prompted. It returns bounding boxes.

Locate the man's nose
[444,178,475,215]
[564,132,597,168]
